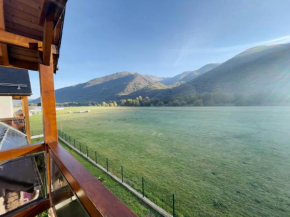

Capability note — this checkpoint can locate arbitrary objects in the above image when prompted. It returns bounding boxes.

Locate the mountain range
[32,43,290,104]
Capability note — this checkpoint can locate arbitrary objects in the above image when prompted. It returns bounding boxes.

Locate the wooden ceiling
[0,0,67,72]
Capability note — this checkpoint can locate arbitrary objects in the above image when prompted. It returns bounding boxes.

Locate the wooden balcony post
[22,96,31,143]
[39,53,57,206]
[39,57,58,144]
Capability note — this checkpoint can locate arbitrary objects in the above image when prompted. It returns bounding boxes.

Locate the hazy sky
[29,0,290,99]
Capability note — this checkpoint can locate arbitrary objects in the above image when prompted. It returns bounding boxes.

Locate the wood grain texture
[13,198,50,217]
[39,60,58,144]
[0,142,45,162]
[49,142,137,217]
[1,0,9,65]
[42,12,54,65]
[0,29,39,48]
[4,0,40,17]
[9,57,39,70]
[22,96,31,143]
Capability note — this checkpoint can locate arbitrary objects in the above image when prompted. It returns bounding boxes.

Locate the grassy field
[30,107,290,217]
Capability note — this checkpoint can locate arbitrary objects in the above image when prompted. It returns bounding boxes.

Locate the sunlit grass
[30,106,290,217]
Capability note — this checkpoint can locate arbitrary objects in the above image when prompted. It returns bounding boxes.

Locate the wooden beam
[0,0,9,65]
[9,58,39,71]
[43,12,54,65]
[49,143,138,217]
[0,142,45,162]
[0,29,39,49]
[0,44,9,65]
[13,198,50,217]
[0,30,59,54]
[39,55,58,144]
[39,0,50,26]
[22,96,31,143]
[0,117,24,121]
[0,0,4,28]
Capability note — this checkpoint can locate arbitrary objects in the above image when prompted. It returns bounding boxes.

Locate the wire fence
[58,130,178,217]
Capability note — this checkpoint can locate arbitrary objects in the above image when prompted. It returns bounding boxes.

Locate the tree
[157,101,164,106]
[194,99,203,106]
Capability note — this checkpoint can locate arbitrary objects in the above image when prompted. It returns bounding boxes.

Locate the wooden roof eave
[0,0,66,72]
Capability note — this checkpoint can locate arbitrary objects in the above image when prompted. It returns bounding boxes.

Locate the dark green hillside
[36,72,160,103]
[174,43,290,96]
[30,43,290,105]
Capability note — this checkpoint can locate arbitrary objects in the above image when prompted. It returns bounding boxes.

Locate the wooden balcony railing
[0,117,26,134]
[0,141,137,217]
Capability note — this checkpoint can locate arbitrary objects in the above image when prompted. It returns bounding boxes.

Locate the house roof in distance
[0,66,32,96]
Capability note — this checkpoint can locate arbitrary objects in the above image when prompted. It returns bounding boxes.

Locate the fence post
[121,166,124,183]
[95,151,97,163]
[69,136,70,143]
[74,139,75,147]
[142,177,145,197]
[172,193,175,217]
[86,146,88,157]
[80,143,82,152]
[106,157,108,172]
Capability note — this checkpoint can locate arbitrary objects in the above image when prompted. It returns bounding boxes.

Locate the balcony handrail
[0,117,25,121]
[0,142,45,162]
[49,142,137,217]
[0,140,138,216]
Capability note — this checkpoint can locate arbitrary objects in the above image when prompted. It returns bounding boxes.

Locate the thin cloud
[174,35,290,66]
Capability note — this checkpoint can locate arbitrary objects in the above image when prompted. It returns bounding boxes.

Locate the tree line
[29,92,290,107]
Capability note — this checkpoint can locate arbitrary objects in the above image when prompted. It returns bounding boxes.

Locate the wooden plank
[6,27,42,41]
[13,198,50,217]
[0,29,39,48]
[1,44,9,65]
[13,0,41,10]
[0,117,24,121]
[22,96,31,143]
[12,95,23,100]
[49,143,137,217]
[0,30,58,56]
[1,0,9,65]
[39,58,58,144]
[0,142,45,161]
[4,0,40,17]
[10,52,38,62]
[5,20,43,38]
[4,4,39,24]
[43,12,54,65]
[9,45,38,57]
[5,13,43,32]
[9,58,39,70]
[0,0,4,28]
[39,0,50,26]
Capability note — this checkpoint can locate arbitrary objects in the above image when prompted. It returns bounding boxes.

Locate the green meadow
[30,107,290,217]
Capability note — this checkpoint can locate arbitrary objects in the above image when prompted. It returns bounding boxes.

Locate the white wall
[0,96,14,118]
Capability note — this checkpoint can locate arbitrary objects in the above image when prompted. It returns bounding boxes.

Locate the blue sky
[29,0,290,99]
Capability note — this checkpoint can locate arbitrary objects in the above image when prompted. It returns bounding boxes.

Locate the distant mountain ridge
[50,71,160,103]
[31,42,290,104]
[32,64,219,103]
[173,43,290,96]
[160,63,220,85]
